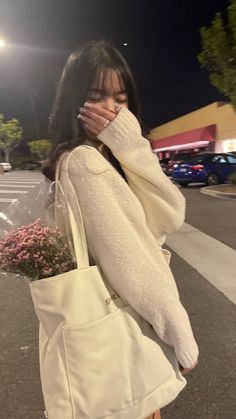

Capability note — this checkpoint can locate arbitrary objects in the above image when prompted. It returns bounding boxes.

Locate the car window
[226,155,236,164]
[212,155,227,163]
[188,155,208,164]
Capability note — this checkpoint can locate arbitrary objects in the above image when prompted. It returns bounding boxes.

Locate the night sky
[0,0,230,139]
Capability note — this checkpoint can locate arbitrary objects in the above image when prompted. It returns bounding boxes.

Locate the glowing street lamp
[0,39,6,48]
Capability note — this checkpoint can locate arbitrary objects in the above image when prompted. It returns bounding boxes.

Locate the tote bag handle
[55,151,89,269]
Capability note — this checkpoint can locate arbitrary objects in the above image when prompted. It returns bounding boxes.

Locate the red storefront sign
[151,125,216,151]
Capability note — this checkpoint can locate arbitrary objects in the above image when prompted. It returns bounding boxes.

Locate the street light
[0,39,5,48]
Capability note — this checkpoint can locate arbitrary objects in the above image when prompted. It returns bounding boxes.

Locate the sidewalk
[200,184,236,200]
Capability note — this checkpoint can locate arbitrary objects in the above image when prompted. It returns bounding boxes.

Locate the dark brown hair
[42,40,148,181]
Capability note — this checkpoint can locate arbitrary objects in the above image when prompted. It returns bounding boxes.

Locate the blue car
[171,152,236,187]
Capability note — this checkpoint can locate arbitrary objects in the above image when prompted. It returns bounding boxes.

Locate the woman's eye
[87,97,101,102]
[86,96,128,104]
[116,97,128,104]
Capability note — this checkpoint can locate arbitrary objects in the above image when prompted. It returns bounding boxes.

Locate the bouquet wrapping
[0,178,76,282]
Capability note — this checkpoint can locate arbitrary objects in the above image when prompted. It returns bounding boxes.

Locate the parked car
[24,161,41,170]
[171,152,236,187]
[0,162,12,172]
[167,152,196,176]
[159,158,170,174]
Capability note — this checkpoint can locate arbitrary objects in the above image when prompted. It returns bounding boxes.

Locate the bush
[11,156,41,170]
[228,172,236,185]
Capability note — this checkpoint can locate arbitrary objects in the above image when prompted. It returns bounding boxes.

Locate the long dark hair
[42,40,147,181]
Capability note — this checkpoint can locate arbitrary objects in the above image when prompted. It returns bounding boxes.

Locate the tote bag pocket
[62,309,132,418]
[62,306,179,419]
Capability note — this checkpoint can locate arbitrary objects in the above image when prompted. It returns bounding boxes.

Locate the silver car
[0,162,12,172]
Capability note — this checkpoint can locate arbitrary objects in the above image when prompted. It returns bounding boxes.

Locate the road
[0,173,235,419]
[163,186,236,419]
[0,170,44,211]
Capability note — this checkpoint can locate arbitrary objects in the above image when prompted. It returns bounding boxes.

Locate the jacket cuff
[97,107,142,150]
[175,336,199,369]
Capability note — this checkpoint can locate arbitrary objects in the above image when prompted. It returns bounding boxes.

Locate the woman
[43,40,198,419]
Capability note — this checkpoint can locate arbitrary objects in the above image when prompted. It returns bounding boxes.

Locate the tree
[198,0,236,110]
[28,139,52,161]
[0,114,23,162]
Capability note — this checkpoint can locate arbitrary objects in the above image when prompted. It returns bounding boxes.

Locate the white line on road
[0,180,42,183]
[166,222,236,305]
[0,184,36,188]
[0,190,28,194]
[0,198,16,203]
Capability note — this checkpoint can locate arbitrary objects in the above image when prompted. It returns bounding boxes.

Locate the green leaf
[28,139,52,160]
[0,114,23,161]
[198,0,236,110]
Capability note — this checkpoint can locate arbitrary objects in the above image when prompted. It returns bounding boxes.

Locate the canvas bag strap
[55,151,89,269]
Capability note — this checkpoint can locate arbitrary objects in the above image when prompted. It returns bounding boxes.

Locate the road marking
[0,175,43,179]
[0,180,42,183]
[166,222,236,305]
[0,184,36,188]
[0,190,28,194]
[0,198,17,203]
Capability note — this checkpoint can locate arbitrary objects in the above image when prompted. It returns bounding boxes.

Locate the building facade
[150,102,236,159]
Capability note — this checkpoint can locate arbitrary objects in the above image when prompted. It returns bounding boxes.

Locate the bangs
[91,67,125,93]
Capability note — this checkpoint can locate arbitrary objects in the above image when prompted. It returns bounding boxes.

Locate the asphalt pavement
[0,173,235,419]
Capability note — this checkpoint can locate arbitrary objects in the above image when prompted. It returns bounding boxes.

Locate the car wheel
[179,182,189,187]
[207,173,219,186]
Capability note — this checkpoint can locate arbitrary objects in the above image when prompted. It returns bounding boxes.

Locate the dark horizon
[0,0,230,139]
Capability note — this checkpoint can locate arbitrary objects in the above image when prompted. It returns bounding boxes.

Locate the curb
[200,186,236,200]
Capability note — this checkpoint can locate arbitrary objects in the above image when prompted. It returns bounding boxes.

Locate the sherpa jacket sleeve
[97,107,186,246]
[67,147,199,369]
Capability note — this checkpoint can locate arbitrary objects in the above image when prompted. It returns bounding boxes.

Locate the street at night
[1,0,236,418]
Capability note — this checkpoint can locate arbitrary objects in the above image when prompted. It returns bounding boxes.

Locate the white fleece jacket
[60,107,199,369]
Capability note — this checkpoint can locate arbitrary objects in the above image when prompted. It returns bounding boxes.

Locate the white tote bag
[30,152,186,419]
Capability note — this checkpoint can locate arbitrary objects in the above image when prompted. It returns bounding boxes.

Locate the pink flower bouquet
[0,218,76,281]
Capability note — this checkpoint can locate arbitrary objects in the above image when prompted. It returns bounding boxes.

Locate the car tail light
[191,164,204,171]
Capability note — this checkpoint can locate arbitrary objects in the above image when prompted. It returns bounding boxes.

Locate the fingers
[77,102,122,136]
[78,114,101,136]
[180,367,190,376]
[84,102,121,119]
[78,102,122,124]
[179,361,198,376]
[82,121,98,136]
[78,111,110,135]
[80,107,110,126]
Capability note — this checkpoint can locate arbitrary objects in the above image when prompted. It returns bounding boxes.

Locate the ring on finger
[103,119,110,128]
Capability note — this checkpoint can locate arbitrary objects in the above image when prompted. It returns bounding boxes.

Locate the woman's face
[82,69,128,142]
